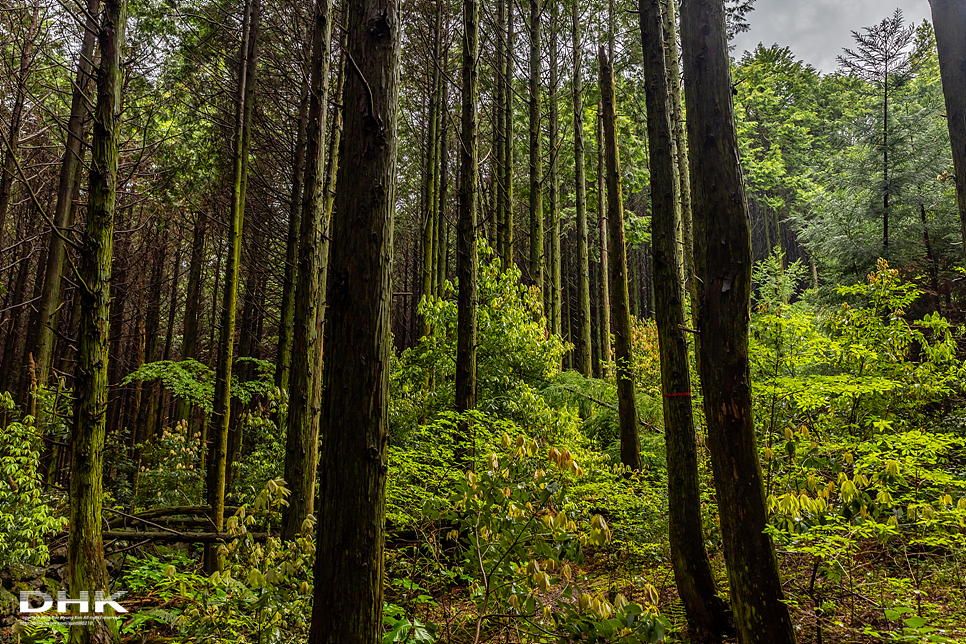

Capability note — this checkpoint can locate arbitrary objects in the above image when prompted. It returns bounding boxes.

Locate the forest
[1,0,966,641]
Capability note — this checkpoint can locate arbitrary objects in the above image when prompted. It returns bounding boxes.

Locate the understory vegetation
[4,253,966,644]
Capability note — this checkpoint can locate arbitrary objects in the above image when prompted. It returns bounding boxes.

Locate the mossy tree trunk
[528,0,543,289]
[68,2,126,642]
[308,0,399,637]
[548,3,562,341]
[281,0,333,543]
[598,48,641,471]
[680,0,796,641]
[572,1,591,377]
[206,0,260,571]
[639,0,731,639]
[455,0,479,465]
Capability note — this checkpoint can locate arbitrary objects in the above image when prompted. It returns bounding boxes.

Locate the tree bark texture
[680,0,796,641]
[309,0,399,637]
[572,2,592,377]
[598,48,641,472]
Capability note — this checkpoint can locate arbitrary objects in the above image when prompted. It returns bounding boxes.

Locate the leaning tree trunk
[455,0,479,466]
[598,47,641,472]
[281,0,333,543]
[33,0,100,386]
[68,2,126,642]
[572,2,591,377]
[929,0,966,260]
[308,0,399,637]
[638,0,731,639]
[680,0,796,641]
[206,0,260,572]
[528,0,543,289]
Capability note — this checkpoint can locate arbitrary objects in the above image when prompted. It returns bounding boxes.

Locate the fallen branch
[102,531,269,543]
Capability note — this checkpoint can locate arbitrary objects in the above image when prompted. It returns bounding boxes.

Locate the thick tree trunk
[281,0,333,543]
[528,0,543,289]
[206,0,260,571]
[599,48,641,471]
[32,0,100,386]
[308,0,399,637]
[68,2,126,642]
[572,4,591,377]
[597,105,611,376]
[638,1,731,639]
[929,0,966,259]
[680,0,796,641]
[455,0,479,465]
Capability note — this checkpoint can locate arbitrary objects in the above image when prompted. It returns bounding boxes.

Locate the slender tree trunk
[495,0,507,268]
[528,0,543,289]
[420,3,443,337]
[32,0,101,386]
[206,0,260,571]
[929,0,966,260]
[0,0,41,247]
[597,104,611,376]
[501,0,514,268]
[68,2,126,642]
[134,239,165,446]
[920,202,940,310]
[276,67,310,393]
[437,78,450,293]
[175,211,206,423]
[680,0,796,640]
[599,48,641,471]
[309,0,399,636]
[572,4,591,376]
[548,5,562,339]
[282,0,333,542]
[455,0,479,464]
[639,0,731,638]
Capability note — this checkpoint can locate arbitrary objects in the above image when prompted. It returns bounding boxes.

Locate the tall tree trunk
[0,0,41,247]
[276,65,310,393]
[599,47,641,471]
[528,0,543,289]
[929,0,966,260]
[175,211,206,423]
[638,0,731,638]
[420,2,443,337]
[920,202,940,310]
[32,0,101,386]
[455,0,479,465]
[572,3,591,376]
[495,0,507,269]
[680,0,796,640]
[68,2,126,642]
[309,0,399,636]
[501,0,514,268]
[548,4,562,340]
[206,0,260,571]
[134,239,166,446]
[281,0,333,543]
[597,103,611,376]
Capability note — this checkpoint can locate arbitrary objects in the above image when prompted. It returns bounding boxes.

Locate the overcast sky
[730,0,934,73]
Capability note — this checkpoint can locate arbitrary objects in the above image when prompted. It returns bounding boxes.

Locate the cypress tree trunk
[309,0,399,636]
[495,0,507,268]
[322,40,346,222]
[548,5,562,339]
[929,0,966,260]
[528,0,543,289]
[281,0,333,542]
[596,104,611,376]
[680,0,796,641]
[572,2,591,377]
[599,48,641,471]
[501,0,514,268]
[68,2,125,642]
[134,240,166,446]
[33,0,100,386]
[175,211,206,423]
[437,77,450,293]
[206,0,260,571]
[276,67,309,393]
[420,2,443,337]
[639,0,730,639]
[455,0,479,464]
